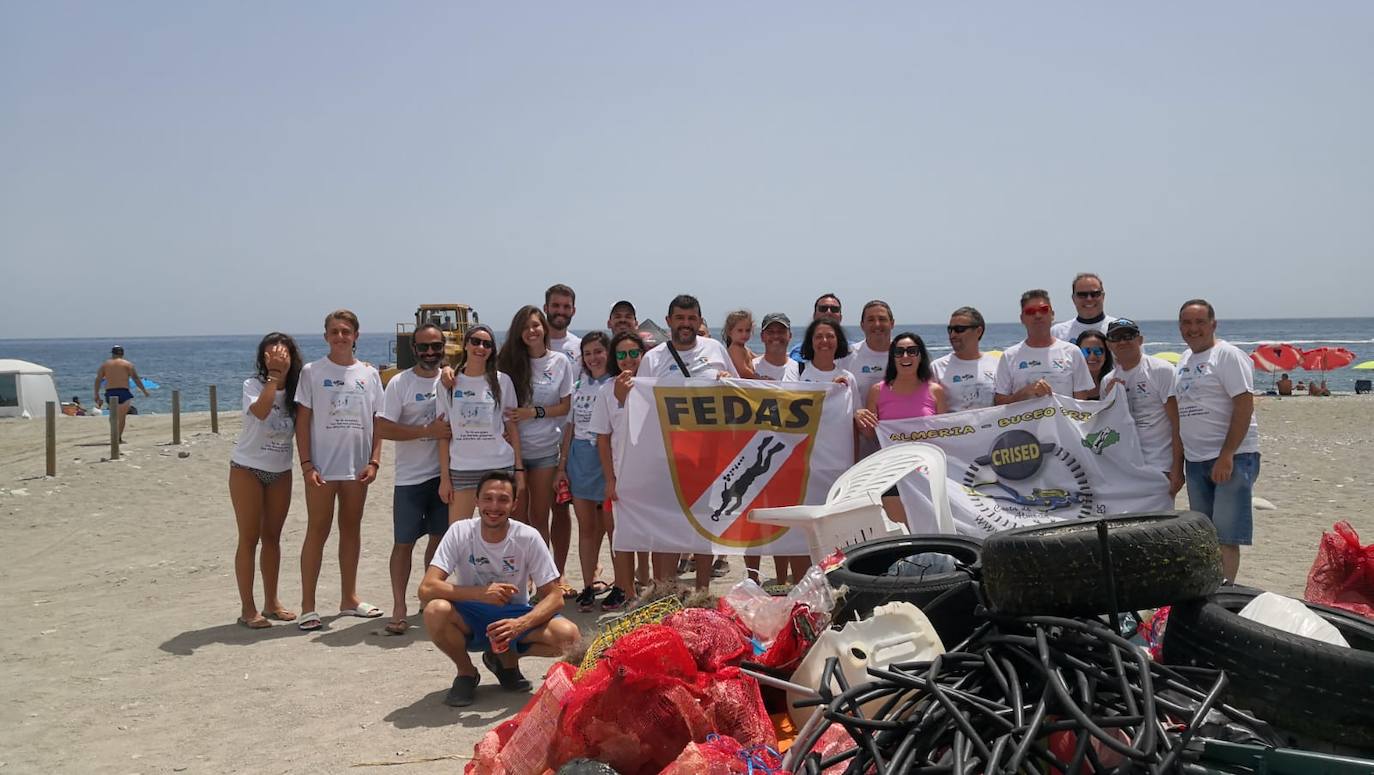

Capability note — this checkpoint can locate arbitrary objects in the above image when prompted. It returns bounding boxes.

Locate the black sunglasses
[1107,331,1138,342]
[947,324,979,334]
[1075,290,1104,299]
[467,337,495,349]
[816,304,841,313]
[893,346,922,357]
[414,341,445,352]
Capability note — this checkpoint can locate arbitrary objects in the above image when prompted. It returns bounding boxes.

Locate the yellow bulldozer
[380,303,479,386]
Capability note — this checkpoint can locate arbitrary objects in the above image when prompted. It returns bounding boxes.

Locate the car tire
[1163,586,1374,750]
[827,534,983,647]
[980,511,1223,616]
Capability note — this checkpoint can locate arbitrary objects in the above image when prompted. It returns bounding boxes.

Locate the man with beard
[607,300,638,336]
[376,323,454,635]
[931,306,999,411]
[545,284,581,365]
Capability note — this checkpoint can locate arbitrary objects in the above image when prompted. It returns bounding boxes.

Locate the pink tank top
[876,380,937,420]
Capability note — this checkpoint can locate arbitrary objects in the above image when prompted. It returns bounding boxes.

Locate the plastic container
[787,601,945,726]
[749,491,907,566]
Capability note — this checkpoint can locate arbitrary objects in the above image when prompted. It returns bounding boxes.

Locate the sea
[4,317,1372,413]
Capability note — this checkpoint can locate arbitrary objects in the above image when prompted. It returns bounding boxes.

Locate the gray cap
[760,312,791,331]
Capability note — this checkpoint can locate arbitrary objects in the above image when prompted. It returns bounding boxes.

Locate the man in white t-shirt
[607,299,638,337]
[421,472,581,707]
[842,300,895,404]
[1170,300,1260,582]
[1050,272,1118,343]
[543,283,580,584]
[931,306,1000,412]
[376,323,454,635]
[752,312,801,381]
[994,290,1095,404]
[1101,318,1184,496]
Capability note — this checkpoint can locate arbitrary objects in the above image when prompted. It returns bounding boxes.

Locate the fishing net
[662,607,751,671]
[1305,521,1374,618]
[576,596,683,678]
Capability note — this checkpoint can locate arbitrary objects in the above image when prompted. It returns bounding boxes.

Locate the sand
[1,396,1370,773]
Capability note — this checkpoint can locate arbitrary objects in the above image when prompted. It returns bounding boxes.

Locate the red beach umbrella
[1250,343,1301,373]
[1301,347,1357,373]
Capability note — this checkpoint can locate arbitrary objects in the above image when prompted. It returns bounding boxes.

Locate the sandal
[482,650,532,691]
[383,619,409,636]
[262,607,297,622]
[297,611,323,631]
[237,615,271,630]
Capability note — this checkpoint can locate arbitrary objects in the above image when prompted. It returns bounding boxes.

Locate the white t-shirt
[840,341,889,401]
[231,377,295,472]
[931,353,1000,412]
[994,340,1095,400]
[1102,356,1177,471]
[1170,341,1259,462]
[379,369,443,486]
[1050,315,1118,344]
[550,332,582,369]
[752,355,800,381]
[640,338,737,379]
[437,371,518,472]
[569,373,611,443]
[294,359,383,482]
[800,362,858,414]
[429,518,559,607]
[515,352,575,458]
[587,380,627,473]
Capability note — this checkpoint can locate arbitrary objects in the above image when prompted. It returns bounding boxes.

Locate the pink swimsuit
[876,380,938,420]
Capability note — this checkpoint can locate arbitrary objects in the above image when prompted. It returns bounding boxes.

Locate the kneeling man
[420,471,581,707]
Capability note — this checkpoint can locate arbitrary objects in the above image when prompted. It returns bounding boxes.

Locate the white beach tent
[0,359,60,419]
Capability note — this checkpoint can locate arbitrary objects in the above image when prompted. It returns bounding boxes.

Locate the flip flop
[297,611,323,631]
[558,583,578,600]
[338,602,384,618]
[589,579,610,595]
[237,615,271,630]
[262,607,297,622]
[383,619,409,636]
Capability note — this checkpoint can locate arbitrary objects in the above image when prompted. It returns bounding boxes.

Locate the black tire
[981,511,1222,616]
[827,534,983,647]
[1163,586,1374,750]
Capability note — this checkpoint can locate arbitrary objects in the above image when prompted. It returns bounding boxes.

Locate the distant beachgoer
[752,313,800,381]
[1075,330,1114,400]
[931,306,998,412]
[1277,373,1293,396]
[1050,272,1118,343]
[1295,379,1306,392]
[1315,380,1331,397]
[437,324,520,523]
[607,299,639,337]
[376,323,453,636]
[93,345,150,441]
[592,331,649,608]
[994,290,1094,404]
[790,293,844,363]
[559,332,615,611]
[1172,299,1260,583]
[294,309,385,631]
[64,396,87,417]
[229,332,303,629]
[420,471,580,707]
[1101,318,1184,496]
[723,309,761,379]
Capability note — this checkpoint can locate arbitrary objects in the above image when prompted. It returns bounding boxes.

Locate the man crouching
[420,470,580,707]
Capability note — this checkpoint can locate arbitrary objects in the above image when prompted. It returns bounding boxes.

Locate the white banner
[878,395,1172,536]
[613,377,855,555]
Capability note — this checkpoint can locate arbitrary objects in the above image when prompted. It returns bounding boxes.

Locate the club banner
[877,394,1172,536]
[613,377,856,555]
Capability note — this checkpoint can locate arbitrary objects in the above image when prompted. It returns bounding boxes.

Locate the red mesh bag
[467,662,578,775]
[664,607,751,671]
[756,604,825,672]
[466,716,520,775]
[1305,521,1374,618]
[698,667,776,749]
[657,733,789,775]
[809,724,859,775]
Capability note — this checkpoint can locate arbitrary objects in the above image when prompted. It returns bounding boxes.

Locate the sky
[2,2,1372,339]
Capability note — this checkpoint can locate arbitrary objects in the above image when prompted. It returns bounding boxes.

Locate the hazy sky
[3,2,1371,339]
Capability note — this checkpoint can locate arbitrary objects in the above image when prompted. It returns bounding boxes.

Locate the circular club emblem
[962,430,1094,531]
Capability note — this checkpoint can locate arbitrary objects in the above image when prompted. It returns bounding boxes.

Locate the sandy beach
[1,396,1370,774]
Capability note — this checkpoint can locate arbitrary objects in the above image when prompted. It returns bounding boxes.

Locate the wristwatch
[535,406,546,419]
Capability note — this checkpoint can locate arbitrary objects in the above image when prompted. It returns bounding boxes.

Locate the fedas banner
[878,394,1173,535]
[613,377,855,555]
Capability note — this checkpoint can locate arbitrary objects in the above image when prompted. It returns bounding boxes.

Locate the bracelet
[368,460,381,468]
[300,459,312,466]
[514,467,526,473]
[534,406,546,419]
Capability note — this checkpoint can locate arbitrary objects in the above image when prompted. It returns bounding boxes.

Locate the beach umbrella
[985,350,1003,359]
[1301,347,1357,373]
[1354,360,1374,370]
[1151,351,1181,364]
[1250,344,1301,373]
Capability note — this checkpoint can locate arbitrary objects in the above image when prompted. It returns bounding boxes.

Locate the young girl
[558,332,616,611]
[722,309,761,379]
[229,332,303,628]
[436,324,521,523]
[591,331,648,609]
[294,310,385,631]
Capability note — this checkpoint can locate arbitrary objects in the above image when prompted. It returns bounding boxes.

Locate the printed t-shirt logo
[1018,360,1042,369]
[655,383,823,548]
[323,379,334,387]
[415,391,436,401]
[502,556,517,572]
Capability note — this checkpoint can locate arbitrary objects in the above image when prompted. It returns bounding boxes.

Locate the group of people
[227,274,1261,707]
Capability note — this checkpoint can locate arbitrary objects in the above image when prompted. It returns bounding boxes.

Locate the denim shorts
[392,477,448,544]
[449,467,514,492]
[566,439,605,501]
[1185,452,1260,546]
[522,451,560,471]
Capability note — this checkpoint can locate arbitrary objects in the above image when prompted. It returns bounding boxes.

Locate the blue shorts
[392,477,448,544]
[566,438,606,501]
[449,601,545,653]
[105,388,134,405]
[1186,452,1260,546]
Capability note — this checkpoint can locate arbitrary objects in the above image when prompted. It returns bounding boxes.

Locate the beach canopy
[1301,347,1357,373]
[0,359,59,420]
[1250,344,1301,373]
[1151,351,1182,364]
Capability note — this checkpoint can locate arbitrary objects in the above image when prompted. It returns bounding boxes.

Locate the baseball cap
[1106,318,1140,336]
[111,344,125,355]
[611,300,636,315]
[761,312,791,330]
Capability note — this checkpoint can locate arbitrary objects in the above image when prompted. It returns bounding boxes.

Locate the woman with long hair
[722,309,760,379]
[294,310,385,631]
[854,332,948,528]
[592,331,648,608]
[557,331,617,611]
[229,332,303,628]
[1076,329,1114,400]
[497,305,574,584]
[436,324,520,524]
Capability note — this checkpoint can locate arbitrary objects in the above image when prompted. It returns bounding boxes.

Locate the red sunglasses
[1022,304,1052,316]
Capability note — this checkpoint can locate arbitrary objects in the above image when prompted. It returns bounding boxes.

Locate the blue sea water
[3,317,1372,413]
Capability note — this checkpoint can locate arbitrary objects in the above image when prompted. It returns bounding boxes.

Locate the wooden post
[109,396,121,460]
[172,390,181,445]
[209,384,219,434]
[45,402,57,477]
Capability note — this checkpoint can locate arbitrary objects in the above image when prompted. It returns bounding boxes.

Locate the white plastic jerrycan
[787,601,945,726]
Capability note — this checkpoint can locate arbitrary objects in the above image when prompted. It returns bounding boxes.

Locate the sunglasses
[1107,332,1138,342]
[816,304,841,314]
[1022,304,1052,316]
[467,338,495,350]
[1081,346,1105,357]
[414,342,445,352]
[947,324,979,334]
[893,346,922,357]
[615,349,642,360]
[1075,290,1104,299]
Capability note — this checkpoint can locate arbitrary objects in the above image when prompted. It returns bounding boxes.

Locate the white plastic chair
[748,442,955,564]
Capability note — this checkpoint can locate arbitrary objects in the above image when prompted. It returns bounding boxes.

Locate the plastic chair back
[826,443,954,534]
